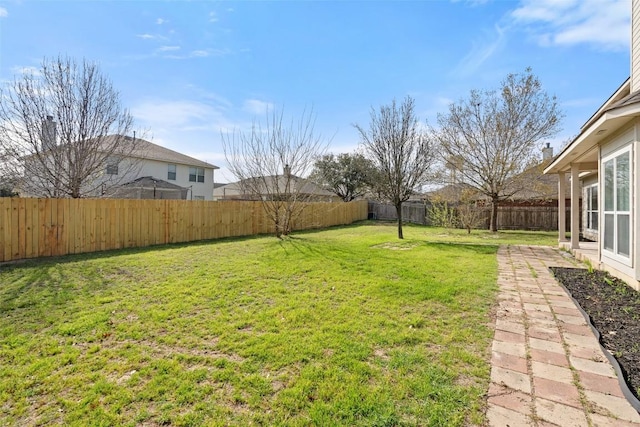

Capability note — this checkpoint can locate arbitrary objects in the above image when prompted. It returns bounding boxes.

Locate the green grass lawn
[0,222,556,426]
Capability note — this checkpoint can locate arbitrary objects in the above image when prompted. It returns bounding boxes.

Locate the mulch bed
[549,267,640,400]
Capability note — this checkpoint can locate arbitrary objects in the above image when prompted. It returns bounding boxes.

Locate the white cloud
[156,18,166,25]
[511,0,575,22]
[209,11,218,23]
[0,7,7,18]
[453,24,506,77]
[133,100,216,128]
[137,34,156,40]
[162,48,231,59]
[191,50,210,57]
[11,66,41,76]
[510,0,630,51]
[243,99,274,116]
[131,98,246,135]
[158,45,180,52]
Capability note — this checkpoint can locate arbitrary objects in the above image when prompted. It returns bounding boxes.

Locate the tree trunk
[396,203,404,239]
[274,211,283,238]
[490,198,499,232]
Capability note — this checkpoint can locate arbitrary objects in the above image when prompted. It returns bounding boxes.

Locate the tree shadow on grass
[0,223,371,312]
[0,233,274,314]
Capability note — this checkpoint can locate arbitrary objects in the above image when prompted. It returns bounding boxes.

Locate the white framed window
[168,164,176,180]
[586,184,598,231]
[189,167,205,183]
[602,146,631,262]
[167,165,177,181]
[106,158,118,175]
[193,195,205,200]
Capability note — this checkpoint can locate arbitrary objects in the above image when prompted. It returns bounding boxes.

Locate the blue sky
[0,0,632,182]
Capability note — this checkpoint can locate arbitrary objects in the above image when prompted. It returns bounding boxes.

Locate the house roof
[102,135,219,170]
[544,79,640,174]
[33,134,219,170]
[604,88,640,111]
[213,175,335,198]
[508,159,569,200]
[580,78,631,132]
[427,182,479,200]
[432,158,570,202]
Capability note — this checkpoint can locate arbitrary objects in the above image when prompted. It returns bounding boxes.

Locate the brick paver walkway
[487,245,640,426]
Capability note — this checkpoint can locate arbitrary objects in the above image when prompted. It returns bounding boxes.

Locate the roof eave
[581,78,630,131]
[125,152,219,169]
[544,103,640,174]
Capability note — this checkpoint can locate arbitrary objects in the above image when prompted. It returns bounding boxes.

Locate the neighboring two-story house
[19,125,219,200]
[102,136,219,200]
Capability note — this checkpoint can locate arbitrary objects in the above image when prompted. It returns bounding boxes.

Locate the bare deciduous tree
[432,68,563,232]
[0,56,141,198]
[222,108,328,238]
[355,96,436,239]
[309,152,376,202]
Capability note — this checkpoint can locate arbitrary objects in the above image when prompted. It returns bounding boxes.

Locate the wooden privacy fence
[0,198,368,263]
[368,201,574,231]
[485,205,576,231]
[369,202,427,224]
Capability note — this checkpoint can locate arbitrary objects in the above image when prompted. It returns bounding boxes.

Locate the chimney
[284,164,291,178]
[542,143,553,160]
[632,1,640,92]
[41,115,57,151]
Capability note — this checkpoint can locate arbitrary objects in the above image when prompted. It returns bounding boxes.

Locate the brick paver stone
[532,377,583,408]
[486,404,533,427]
[529,348,570,367]
[535,398,589,426]
[530,361,573,383]
[492,351,528,374]
[578,371,625,398]
[583,390,640,423]
[491,366,532,394]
